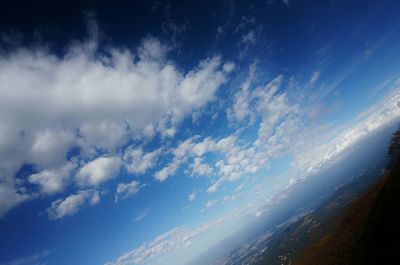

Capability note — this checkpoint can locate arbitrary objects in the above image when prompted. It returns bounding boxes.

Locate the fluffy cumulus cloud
[154,160,180,182]
[153,67,304,192]
[47,190,101,220]
[29,162,76,194]
[76,157,122,187]
[0,27,234,217]
[190,157,213,176]
[154,135,237,183]
[169,136,253,191]
[123,148,161,175]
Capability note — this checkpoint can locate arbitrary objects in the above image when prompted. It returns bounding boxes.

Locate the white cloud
[200,200,217,213]
[310,70,320,84]
[205,199,217,208]
[229,71,294,141]
[254,210,264,218]
[293,90,400,176]
[188,191,197,201]
[241,30,256,46]
[223,62,235,73]
[47,190,100,220]
[123,147,161,175]
[138,36,168,61]
[253,75,297,146]
[115,180,144,202]
[154,135,234,182]
[154,160,180,182]
[134,207,152,222]
[234,16,259,55]
[28,162,76,194]
[207,181,221,193]
[29,129,75,169]
[0,28,233,216]
[76,157,121,187]
[105,226,193,265]
[154,70,302,195]
[154,119,289,189]
[0,249,52,265]
[190,157,213,176]
[106,213,232,265]
[0,184,29,218]
[79,121,129,152]
[227,63,256,124]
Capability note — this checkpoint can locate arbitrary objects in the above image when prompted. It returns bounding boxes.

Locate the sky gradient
[1,1,400,264]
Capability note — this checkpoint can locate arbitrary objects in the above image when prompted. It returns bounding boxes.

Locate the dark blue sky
[2,1,397,68]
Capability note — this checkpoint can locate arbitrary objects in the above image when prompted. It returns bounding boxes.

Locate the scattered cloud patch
[29,162,76,194]
[241,30,256,46]
[154,160,180,182]
[0,184,29,218]
[123,148,161,175]
[190,157,213,177]
[310,70,320,84]
[188,191,197,201]
[115,180,145,202]
[47,190,101,220]
[207,181,221,193]
[76,157,121,187]
[205,199,217,208]
[0,249,52,265]
[134,207,152,222]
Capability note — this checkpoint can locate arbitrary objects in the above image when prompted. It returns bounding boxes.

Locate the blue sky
[1,1,400,264]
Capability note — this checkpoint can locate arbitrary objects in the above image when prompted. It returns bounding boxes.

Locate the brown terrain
[295,129,400,265]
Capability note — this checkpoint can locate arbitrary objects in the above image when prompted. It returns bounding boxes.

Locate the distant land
[206,123,400,265]
[295,127,400,265]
